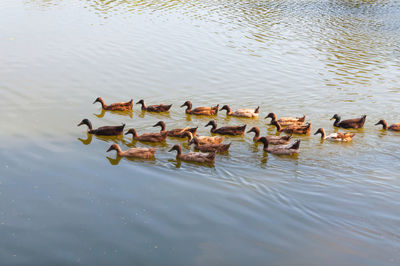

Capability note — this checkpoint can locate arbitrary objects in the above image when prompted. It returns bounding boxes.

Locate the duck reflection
[77,133,124,145]
[93,108,133,119]
[138,110,171,119]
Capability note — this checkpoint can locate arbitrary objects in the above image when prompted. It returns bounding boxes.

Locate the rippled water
[1,0,400,265]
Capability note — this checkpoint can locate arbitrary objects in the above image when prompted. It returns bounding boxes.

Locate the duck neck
[262,140,269,150]
[98,98,107,109]
[319,129,326,139]
[185,102,192,112]
[176,146,182,158]
[224,106,232,115]
[252,128,260,141]
[209,123,217,132]
[333,116,341,127]
[130,129,138,138]
[115,146,123,156]
[381,120,388,130]
[139,101,146,110]
[274,122,282,132]
[158,122,166,132]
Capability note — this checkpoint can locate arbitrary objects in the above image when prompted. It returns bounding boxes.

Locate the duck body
[185,132,225,145]
[136,99,172,112]
[189,138,231,153]
[169,144,215,163]
[205,120,246,136]
[78,119,125,136]
[259,137,300,155]
[272,121,311,135]
[153,121,197,138]
[107,144,156,159]
[93,97,133,111]
[125,128,167,142]
[220,105,259,118]
[331,114,366,129]
[265,112,305,126]
[181,101,219,115]
[314,128,355,142]
[375,120,400,131]
[247,127,292,144]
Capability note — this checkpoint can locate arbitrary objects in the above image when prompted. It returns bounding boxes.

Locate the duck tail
[221,143,231,152]
[240,124,247,131]
[207,151,216,160]
[166,104,173,111]
[254,106,260,113]
[299,115,306,122]
[288,139,301,150]
[284,134,292,141]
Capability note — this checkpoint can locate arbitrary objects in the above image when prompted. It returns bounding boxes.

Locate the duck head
[106,144,120,153]
[77,119,93,130]
[136,99,145,106]
[93,97,104,105]
[153,121,166,131]
[375,119,388,130]
[247,126,260,135]
[265,112,277,120]
[180,101,192,109]
[330,114,340,121]
[125,128,138,137]
[258,137,269,149]
[168,144,182,155]
[220,105,231,114]
[205,120,217,129]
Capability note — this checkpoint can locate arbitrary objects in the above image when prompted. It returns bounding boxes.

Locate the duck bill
[77,122,84,126]
[374,122,380,125]
[168,148,174,152]
[106,147,113,152]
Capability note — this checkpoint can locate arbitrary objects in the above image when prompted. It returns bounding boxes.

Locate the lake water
[1,0,400,265]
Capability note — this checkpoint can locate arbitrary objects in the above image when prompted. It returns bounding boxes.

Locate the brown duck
[247,126,292,144]
[136,99,172,112]
[258,137,301,155]
[205,120,246,135]
[153,121,198,138]
[93,97,133,111]
[181,101,219,115]
[375,120,400,131]
[106,144,156,159]
[314,128,355,142]
[184,132,225,145]
[220,105,259,118]
[331,114,366,129]
[272,120,311,135]
[265,112,305,126]
[189,137,231,153]
[78,119,125,136]
[169,144,215,164]
[125,128,167,142]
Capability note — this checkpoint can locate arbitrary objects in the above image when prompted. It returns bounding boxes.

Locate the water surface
[1,0,400,265]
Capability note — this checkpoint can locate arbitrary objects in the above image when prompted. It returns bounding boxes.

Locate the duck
[189,137,231,153]
[272,120,311,135]
[125,128,167,142]
[220,105,259,118]
[330,114,366,129]
[265,112,305,126]
[93,97,133,111]
[106,144,156,159]
[153,121,198,138]
[205,120,246,136]
[247,126,292,144]
[169,144,215,163]
[136,99,172,112]
[375,120,400,131]
[258,137,301,155]
[181,101,219,115]
[184,132,225,145]
[314,128,355,142]
[77,119,125,136]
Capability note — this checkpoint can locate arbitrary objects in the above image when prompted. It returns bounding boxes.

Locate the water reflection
[93,108,133,119]
[77,133,124,145]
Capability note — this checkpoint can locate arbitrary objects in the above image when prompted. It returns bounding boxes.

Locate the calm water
[1,0,400,265]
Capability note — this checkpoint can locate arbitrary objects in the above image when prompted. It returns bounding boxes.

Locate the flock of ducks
[78,97,400,164]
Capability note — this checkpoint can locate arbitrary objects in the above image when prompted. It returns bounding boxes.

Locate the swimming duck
[258,137,301,155]
[106,144,156,159]
[184,132,225,145]
[153,121,198,138]
[265,112,306,126]
[77,119,125,136]
[205,120,246,136]
[181,101,219,115]
[375,120,400,131]
[189,137,231,153]
[125,128,167,142]
[314,128,355,142]
[247,126,292,144]
[272,120,311,135]
[331,114,366,129]
[169,144,215,163]
[136,99,172,112]
[220,105,259,118]
[93,97,133,111]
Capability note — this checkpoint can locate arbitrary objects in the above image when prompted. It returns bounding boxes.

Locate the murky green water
[1,0,400,265]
